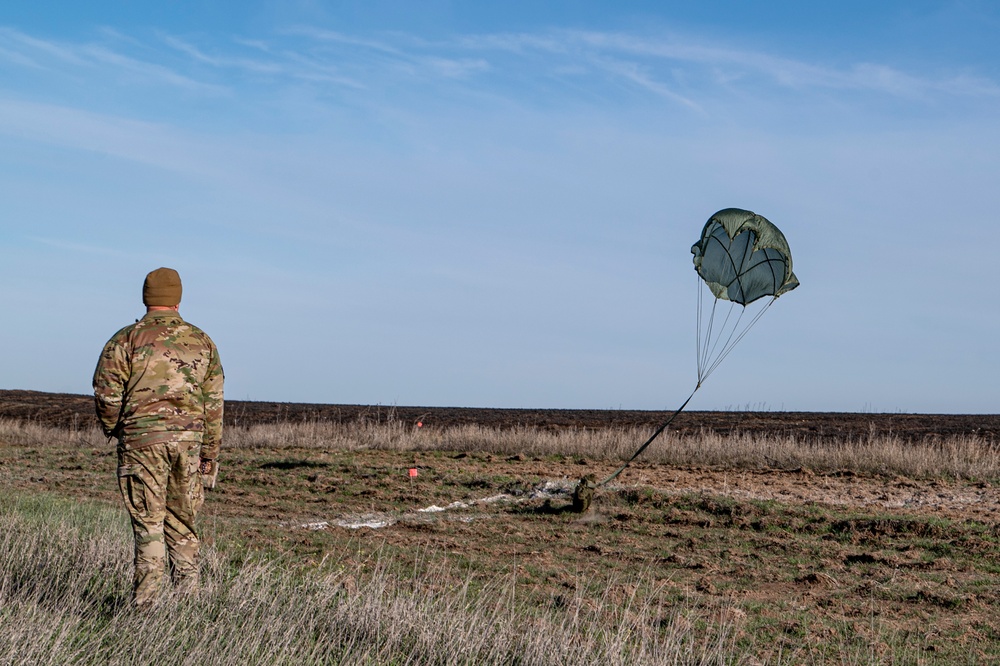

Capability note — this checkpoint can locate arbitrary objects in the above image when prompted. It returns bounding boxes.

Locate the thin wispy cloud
[231,37,272,53]
[420,55,490,79]
[453,32,571,57]
[0,98,231,177]
[28,236,125,257]
[0,26,87,66]
[160,34,284,75]
[0,43,41,68]
[587,56,700,109]
[287,26,407,56]
[593,30,1000,99]
[845,63,1000,98]
[0,27,220,93]
[95,26,145,48]
[452,28,1000,103]
[289,26,491,83]
[277,50,366,88]
[79,44,222,92]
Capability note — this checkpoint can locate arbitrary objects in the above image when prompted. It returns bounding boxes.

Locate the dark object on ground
[572,475,597,513]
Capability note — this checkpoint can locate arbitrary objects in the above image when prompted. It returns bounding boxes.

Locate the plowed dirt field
[2,389,998,441]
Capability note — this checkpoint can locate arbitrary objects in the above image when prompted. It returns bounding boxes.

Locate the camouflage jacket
[93,310,224,458]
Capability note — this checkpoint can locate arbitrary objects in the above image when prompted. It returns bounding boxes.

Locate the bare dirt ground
[2,390,999,658]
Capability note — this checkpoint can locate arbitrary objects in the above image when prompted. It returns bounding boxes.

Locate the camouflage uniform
[94,309,223,605]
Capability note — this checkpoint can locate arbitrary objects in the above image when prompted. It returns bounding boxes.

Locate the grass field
[1,417,998,664]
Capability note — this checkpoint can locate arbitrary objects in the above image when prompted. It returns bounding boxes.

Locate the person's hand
[199,458,219,489]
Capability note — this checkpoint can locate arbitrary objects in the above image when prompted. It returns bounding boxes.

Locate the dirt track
[1,389,997,442]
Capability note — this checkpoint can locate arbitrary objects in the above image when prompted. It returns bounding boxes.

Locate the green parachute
[691,208,799,307]
[691,208,799,385]
[586,208,799,498]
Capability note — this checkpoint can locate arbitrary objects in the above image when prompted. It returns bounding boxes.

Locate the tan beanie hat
[142,267,182,306]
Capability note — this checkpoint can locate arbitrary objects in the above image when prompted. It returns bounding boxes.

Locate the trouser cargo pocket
[118,463,152,518]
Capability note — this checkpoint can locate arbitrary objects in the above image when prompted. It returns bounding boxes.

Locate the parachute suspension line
[695,275,711,381]
[598,385,699,488]
[695,275,740,384]
[700,303,745,383]
[699,295,776,384]
[605,290,776,489]
[695,277,736,382]
[700,296,740,383]
[696,276,702,378]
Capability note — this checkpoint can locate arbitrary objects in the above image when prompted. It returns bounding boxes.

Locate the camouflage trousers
[117,440,204,606]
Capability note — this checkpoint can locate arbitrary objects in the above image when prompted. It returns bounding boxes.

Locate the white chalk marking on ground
[290,479,577,531]
[334,515,396,529]
[418,500,470,513]
[294,513,397,530]
[337,518,394,529]
[530,481,574,500]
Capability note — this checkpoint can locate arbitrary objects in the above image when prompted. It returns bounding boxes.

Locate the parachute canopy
[691,208,799,306]
[595,207,800,488]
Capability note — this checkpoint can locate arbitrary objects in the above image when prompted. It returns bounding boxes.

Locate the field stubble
[1,408,999,663]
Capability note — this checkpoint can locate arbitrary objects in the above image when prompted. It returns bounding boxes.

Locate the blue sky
[1,1,997,413]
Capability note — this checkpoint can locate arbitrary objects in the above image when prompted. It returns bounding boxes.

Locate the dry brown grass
[225,419,1000,480]
[9,416,990,481]
[0,418,105,448]
[0,492,750,666]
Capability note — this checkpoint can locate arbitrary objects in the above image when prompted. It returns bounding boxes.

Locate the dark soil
[2,389,997,442]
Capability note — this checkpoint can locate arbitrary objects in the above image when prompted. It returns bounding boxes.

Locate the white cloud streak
[28,236,126,257]
[0,27,220,92]
[587,56,701,109]
[0,26,88,66]
[0,97,230,177]
[0,43,41,68]
[160,34,284,74]
[80,44,222,91]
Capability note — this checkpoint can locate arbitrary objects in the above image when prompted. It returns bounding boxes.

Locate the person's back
[95,308,223,455]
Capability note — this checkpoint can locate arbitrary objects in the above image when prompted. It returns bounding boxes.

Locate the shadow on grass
[3,570,132,621]
[509,499,582,516]
[259,460,331,471]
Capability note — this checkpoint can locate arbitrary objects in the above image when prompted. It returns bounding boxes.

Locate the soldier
[93,267,223,607]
